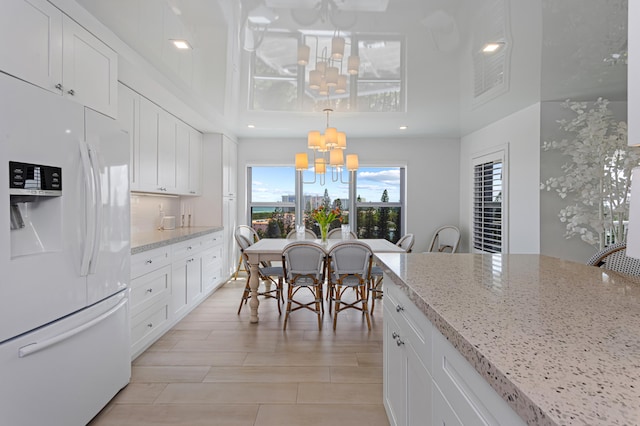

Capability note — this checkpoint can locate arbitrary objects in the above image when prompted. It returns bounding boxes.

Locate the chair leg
[233,254,245,280]
[237,280,251,315]
[332,286,341,330]
[361,286,371,330]
[315,284,323,330]
[283,285,293,330]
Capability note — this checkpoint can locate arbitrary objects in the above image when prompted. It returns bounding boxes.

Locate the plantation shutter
[473,159,504,253]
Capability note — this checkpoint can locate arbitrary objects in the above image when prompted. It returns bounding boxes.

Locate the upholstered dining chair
[234,230,284,315]
[281,241,327,330]
[327,241,373,330]
[587,241,640,276]
[427,226,460,253]
[369,233,415,312]
[327,228,358,239]
[286,228,318,239]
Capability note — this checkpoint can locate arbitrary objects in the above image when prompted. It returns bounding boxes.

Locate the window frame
[471,145,509,253]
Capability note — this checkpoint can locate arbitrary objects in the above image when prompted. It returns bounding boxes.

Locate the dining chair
[369,233,415,312]
[327,241,373,330]
[234,232,284,315]
[234,225,260,279]
[281,241,327,330]
[286,228,318,239]
[327,228,358,239]
[586,241,640,275]
[427,226,460,253]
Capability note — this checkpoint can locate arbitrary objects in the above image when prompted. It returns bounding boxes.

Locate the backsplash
[130,194,197,233]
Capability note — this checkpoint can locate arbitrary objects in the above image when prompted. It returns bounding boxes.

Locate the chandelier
[297,33,360,99]
[295,108,358,185]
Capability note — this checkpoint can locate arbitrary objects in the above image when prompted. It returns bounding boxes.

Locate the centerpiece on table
[311,205,342,243]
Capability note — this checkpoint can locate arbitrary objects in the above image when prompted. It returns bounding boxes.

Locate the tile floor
[89,274,390,426]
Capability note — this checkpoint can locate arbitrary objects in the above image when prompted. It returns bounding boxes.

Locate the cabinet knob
[396,338,405,347]
[396,305,404,313]
[147,323,153,328]
[145,259,153,264]
[55,83,63,91]
[392,331,399,340]
[67,89,75,96]
[146,288,153,293]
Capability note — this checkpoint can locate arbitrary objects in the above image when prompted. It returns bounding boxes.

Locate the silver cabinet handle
[396,338,405,347]
[392,332,399,340]
[147,323,153,328]
[146,288,153,293]
[146,259,153,264]
[67,89,75,96]
[396,305,404,313]
[55,83,63,91]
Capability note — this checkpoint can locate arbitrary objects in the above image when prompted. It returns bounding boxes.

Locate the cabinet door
[0,0,63,94]
[175,121,190,194]
[223,196,237,278]
[188,128,203,195]
[118,84,140,190]
[157,110,177,192]
[62,16,117,118]
[384,304,407,426]
[138,97,159,191]
[187,256,203,304]
[432,385,463,426]
[172,259,189,319]
[222,136,237,197]
[406,339,433,426]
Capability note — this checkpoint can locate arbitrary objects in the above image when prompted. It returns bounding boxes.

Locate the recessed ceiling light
[247,124,255,128]
[170,39,192,50]
[399,126,408,130]
[482,42,504,53]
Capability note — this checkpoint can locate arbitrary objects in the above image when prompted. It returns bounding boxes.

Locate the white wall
[238,136,461,253]
[459,103,541,253]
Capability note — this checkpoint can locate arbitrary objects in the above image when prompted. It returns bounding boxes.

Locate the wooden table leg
[248,261,260,323]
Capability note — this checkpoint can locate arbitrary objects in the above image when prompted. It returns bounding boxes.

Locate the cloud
[358,169,400,185]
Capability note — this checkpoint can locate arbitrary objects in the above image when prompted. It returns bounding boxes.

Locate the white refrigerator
[0,73,131,425]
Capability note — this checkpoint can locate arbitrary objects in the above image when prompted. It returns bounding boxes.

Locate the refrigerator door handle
[87,143,103,275]
[79,139,97,277]
[17,297,128,358]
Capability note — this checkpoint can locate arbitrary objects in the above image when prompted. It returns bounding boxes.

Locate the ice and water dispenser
[9,161,62,258]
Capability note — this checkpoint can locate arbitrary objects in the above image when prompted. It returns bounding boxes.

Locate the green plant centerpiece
[541,98,639,249]
[311,205,342,243]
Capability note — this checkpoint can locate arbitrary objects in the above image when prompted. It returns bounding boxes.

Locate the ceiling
[76,0,628,139]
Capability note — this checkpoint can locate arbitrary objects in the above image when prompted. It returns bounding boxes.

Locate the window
[354,167,405,242]
[248,166,296,238]
[472,147,508,253]
[247,165,406,243]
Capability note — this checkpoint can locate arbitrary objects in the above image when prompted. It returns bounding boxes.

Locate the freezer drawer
[0,291,131,426]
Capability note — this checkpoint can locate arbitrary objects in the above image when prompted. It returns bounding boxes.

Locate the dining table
[242,238,406,323]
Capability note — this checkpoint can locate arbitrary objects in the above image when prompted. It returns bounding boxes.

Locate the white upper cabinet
[0,0,118,118]
[117,84,140,190]
[157,109,177,192]
[138,97,160,192]
[175,121,191,194]
[0,0,63,93]
[62,16,118,118]
[188,128,203,196]
[222,136,237,197]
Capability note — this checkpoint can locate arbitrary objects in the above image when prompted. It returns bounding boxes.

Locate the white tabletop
[243,238,406,256]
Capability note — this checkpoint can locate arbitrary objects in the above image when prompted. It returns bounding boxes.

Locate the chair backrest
[327,228,358,239]
[236,225,259,244]
[396,233,415,252]
[327,241,373,282]
[281,241,326,283]
[428,226,460,253]
[286,228,318,239]
[586,242,640,276]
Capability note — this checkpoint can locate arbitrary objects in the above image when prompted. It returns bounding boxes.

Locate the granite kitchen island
[374,253,640,426]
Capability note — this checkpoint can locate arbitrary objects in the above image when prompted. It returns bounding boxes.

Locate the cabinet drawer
[130,265,171,317]
[202,246,223,268]
[131,246,171,278]
[172,237,203,259]
[200,231,223,250]
[384,278,432,367]
[432,329,526,426]
[131,301,169,350]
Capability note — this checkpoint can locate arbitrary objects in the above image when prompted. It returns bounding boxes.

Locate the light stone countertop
[373,252,640,426]
[131,226,223,254]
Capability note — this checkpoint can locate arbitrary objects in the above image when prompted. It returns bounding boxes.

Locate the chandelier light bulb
[347,55,360,75]
[309,70,321,90]
[325,67,339,87]
[297,44,310,65]
[331,36,345,59]
[335,74,347,94]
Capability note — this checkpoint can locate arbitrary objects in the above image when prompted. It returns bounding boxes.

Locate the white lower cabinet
[384,277,525,426]
[130,230,225,359]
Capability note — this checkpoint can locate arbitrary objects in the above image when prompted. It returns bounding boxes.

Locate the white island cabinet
[383,277,524,426]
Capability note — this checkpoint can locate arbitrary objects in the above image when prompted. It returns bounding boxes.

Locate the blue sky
[251,166,400,203]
